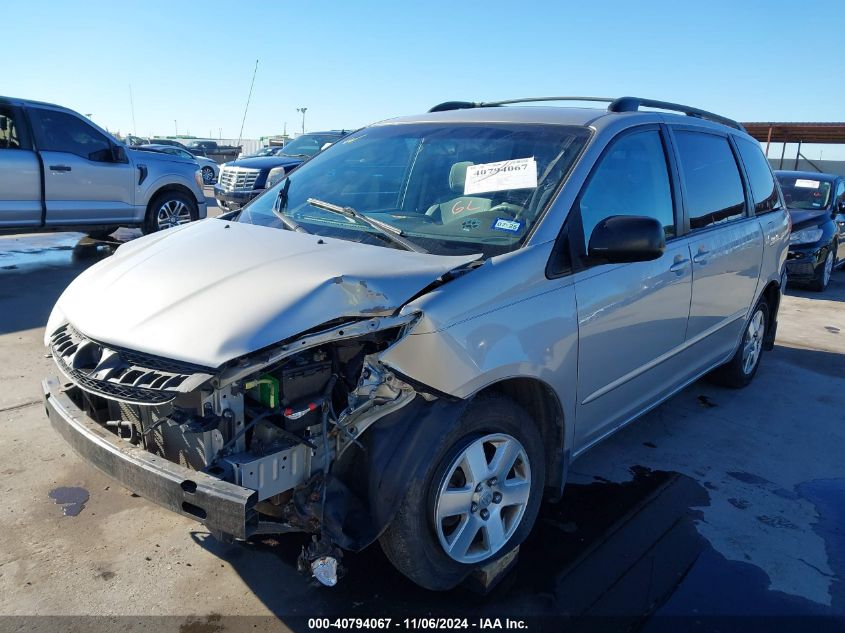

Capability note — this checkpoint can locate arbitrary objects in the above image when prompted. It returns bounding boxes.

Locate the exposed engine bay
[49,314,432,583]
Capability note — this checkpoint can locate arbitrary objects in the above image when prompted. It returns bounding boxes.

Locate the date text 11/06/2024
[307,618,529,630]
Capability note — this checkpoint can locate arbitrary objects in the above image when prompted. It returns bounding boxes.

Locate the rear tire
[379,394,545,591]
[809,245,835,292]
[142,190,198,234]
[708,298,769,389]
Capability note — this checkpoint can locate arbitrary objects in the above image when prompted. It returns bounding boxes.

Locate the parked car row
[0,96,207,237]
[775,170,845,292]
[136,144,220,185]
[214,130,349,210]
[40,95,791,591]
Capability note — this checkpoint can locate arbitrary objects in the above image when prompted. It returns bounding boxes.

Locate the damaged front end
[44,311,441,585]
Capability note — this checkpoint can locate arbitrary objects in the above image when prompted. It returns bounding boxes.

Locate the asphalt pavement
[1,197,844,632]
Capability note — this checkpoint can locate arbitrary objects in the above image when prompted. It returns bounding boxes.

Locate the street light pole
[296,107,307,134]
[174,120,178,136]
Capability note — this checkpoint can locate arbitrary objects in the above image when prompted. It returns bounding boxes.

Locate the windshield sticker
[491,217,523,233]
[464,158,538,195]
[794,179,820,189]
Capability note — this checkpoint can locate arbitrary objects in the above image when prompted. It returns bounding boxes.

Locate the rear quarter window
[674,131,746,230]
[735,136,781,215]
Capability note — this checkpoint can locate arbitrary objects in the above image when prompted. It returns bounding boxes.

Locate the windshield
[278,133,342,157]
[237,122,591,257]
[776,175,832,210]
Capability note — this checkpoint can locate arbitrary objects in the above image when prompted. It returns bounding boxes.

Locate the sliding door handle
[49,164,72,172]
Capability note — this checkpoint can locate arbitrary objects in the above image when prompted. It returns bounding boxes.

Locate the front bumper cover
[785,243,825,281]
[42,376,257,539]
[212,186,263,209]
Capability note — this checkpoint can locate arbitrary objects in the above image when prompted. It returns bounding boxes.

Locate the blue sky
[3,0,843,157]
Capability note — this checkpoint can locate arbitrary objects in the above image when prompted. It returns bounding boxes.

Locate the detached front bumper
[42,377,257,539]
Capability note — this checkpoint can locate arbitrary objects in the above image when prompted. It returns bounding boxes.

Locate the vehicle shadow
[190,464,832,631]
[785,271,845,303]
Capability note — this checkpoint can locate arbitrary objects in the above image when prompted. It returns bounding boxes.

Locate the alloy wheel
[823,250,834,287]
[156,199,192,230]
[434,433,531,563]
[741,309,765,375]
[202,166,215,185]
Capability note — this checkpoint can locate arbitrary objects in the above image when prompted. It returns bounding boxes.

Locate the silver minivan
[43,97,789,590]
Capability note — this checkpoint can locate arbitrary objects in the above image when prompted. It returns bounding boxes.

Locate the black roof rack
[607,97,744,131]
[428,96,745,131]
[428,97,614,112]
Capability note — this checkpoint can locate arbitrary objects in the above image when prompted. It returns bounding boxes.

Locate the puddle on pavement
[0,231,137,274]
[49,486,89,516]
[797,478,845,612]
[194,466,845,628]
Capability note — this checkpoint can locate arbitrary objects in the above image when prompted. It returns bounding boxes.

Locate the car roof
[0,95,66,109]
[774,169,838,181]
[372,101,754,141]
[140,144,190,152]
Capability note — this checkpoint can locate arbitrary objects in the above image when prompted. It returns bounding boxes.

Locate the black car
[214,131,348,210]
[775,170,845,292]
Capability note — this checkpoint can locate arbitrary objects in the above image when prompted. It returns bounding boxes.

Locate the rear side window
[0,106,26,150]
[579,129,675,246]
[735,137,781,215]
[674,131,746,230]
[28,108,113,162]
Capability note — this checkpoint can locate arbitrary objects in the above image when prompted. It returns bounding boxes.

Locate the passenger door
[572,127,693,451]
[27,107,135,225]
[0,105,41,228]
[670,129,763,371]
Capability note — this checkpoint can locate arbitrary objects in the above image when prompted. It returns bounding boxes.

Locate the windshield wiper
[306,198,427,253]
[271,179,309,233]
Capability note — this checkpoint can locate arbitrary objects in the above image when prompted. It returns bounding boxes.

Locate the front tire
[143,191,198,234]
[379,394,545,590]
[708,298,769,389]
[809,245,835,292]
[201,166,216,185]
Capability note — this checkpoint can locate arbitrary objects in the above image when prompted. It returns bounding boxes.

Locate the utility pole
[174,120,178,136]
[129,84,137,135]
[297,107,307,134]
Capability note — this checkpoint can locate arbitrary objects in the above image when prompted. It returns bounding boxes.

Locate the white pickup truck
[0,96,207,237]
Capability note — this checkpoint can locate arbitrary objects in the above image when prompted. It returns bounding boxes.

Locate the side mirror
[588,215,666,263]
[838,200,845,214]
[111,145,127,163]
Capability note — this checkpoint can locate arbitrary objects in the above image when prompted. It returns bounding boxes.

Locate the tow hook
[297,534,344,587]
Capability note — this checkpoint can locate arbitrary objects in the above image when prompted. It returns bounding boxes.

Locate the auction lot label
[463,158,538,195]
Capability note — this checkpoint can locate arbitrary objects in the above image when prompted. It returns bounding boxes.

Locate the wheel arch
[760,278,781,351]
[474,376,568,500]
[146,183,201,212]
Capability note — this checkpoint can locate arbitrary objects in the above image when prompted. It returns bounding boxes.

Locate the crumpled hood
[50,219,478,367]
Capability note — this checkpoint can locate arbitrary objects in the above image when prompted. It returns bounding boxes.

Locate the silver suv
[42,96,789,590]
[0,96,207,236]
